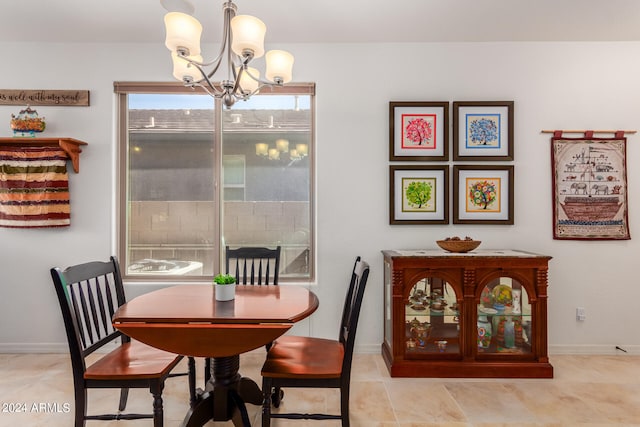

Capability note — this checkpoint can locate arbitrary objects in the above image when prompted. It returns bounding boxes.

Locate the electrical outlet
[576,307,586,321]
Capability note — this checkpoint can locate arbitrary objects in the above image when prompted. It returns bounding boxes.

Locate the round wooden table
[113,284,319,427]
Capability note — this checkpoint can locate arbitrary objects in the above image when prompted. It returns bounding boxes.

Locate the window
[115,82,315,282]
[223,155,246,201]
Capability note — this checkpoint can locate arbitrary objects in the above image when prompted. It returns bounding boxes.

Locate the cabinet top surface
[382,249,551,259]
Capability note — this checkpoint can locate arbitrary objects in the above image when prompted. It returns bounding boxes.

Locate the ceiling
[2,0,640,44]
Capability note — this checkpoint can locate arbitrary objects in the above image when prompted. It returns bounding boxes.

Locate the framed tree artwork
[453,101,514,161]
[390,165,449,224]
[453,165,514,224]
[389,101,449,161]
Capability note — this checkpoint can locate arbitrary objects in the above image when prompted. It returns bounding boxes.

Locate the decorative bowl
[436,239,481,253]
[491,284,513,306]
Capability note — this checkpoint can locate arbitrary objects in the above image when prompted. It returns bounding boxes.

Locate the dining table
[112,284,319,427]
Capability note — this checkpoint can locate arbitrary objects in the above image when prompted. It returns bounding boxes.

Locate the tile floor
[1,352,639,426]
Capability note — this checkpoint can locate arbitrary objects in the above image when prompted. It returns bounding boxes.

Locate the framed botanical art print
[453,165,514,224]
[453,101,514,161]
[389,101,449,161]
[390,165,449,224]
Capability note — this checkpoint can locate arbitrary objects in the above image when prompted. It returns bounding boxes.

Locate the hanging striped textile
[0,146,70,228]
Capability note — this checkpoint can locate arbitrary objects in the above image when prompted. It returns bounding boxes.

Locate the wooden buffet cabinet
[382,249,553,378]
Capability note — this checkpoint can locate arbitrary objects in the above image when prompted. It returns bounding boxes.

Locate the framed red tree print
[389,101,449,161]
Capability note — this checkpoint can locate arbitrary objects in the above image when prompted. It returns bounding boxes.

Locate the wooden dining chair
[260,257,370,427]
[50,256,190,427]
[226,246,281,285]
[201,246,283,385]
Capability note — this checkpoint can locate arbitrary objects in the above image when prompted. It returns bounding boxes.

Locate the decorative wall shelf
[0,137,88,173]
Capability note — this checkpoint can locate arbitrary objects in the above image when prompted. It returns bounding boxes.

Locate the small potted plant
[213,273,236,301]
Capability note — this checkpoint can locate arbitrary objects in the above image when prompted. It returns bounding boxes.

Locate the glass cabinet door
[477,277,532,355]
[405,277,460,357]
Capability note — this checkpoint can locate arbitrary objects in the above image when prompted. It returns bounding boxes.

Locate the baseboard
[0,343,68,353]
[2,342,382,354]
[360,343,640,355]
[2,342,638,355]
[356,343,384,354]
[0,342,118,354]
[549,344,639,355]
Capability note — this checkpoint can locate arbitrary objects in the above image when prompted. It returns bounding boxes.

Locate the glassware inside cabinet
[405,277,460,356]
[477,277,532,355]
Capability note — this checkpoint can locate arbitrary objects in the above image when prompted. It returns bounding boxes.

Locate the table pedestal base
[181,356,263,427]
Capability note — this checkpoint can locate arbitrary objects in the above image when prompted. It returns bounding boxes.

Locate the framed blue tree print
[453,101,514,161]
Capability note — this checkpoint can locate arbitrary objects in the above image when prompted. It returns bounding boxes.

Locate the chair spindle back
[225,246,281,285]
[52,257,127,362]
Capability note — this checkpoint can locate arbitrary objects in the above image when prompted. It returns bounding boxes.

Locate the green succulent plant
[213,274,236,285]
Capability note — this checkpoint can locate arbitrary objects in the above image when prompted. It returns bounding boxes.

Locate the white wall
[1,41,639,354]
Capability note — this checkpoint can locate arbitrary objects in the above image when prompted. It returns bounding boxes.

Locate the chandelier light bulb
[265,50,294,84]
[276,139,289,152]
[238,67,260,94]
[268,148,280,160]
[255,143,269,156]
[164,12,202,56]
[172,51,203,82]
[231,15,266,58]
[296,143,308,157]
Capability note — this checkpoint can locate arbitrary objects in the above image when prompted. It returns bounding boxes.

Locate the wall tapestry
[551,131,630,240]
[0,146,71,228]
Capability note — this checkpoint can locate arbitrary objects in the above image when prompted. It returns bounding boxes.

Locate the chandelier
[256,140,308,162]
[162,0,294,108]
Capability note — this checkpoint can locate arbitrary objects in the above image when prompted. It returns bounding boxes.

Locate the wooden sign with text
[0,89,90,106]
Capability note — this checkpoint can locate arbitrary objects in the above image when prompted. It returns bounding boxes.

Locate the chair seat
[261,336,344,379]
[85,340,182,381]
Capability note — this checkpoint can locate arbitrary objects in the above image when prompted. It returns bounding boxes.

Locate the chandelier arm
[191,55,223,71]
[174,48,224,87]
[190,82,219,98]
[188,61,224,96]
[242,67,283,88]
[205,4,234,80]
[229,60,248,95]
[177,2,232,78]
[178,2,234,74]
[222,51,257,100]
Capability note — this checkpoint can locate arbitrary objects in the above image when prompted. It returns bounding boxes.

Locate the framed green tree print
[390,165,449,224]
